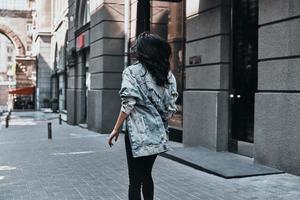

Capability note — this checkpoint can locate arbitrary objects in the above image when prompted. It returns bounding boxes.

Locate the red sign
[9,86,35,95]
[77,34,85,49]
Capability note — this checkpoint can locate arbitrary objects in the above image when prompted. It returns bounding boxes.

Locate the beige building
[0,34,16,108]
[0,0,36,110]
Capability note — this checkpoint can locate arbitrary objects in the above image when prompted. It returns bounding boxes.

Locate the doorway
[83,50,90,124]
[230,0,258,156]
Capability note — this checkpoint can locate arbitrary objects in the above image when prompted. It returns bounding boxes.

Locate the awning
[9,86,35,95]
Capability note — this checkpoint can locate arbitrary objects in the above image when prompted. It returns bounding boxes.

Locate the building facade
[50,0,69,113]
[64,0,300,176]
[66,0,124,131]
[183,0,300,176]
[32,0,52,109]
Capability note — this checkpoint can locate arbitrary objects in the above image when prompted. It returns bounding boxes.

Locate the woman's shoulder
[123,63,145,77]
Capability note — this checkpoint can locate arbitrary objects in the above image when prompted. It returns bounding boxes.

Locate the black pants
[125,133,157,200]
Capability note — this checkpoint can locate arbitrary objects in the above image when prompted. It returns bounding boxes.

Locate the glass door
[230,0,258,153]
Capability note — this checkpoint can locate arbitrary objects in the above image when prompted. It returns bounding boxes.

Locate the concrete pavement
[0,112,299,200]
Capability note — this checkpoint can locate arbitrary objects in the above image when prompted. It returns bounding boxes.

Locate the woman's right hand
[107,129,120,147]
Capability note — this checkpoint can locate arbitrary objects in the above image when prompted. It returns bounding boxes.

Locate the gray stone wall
[254,0,300,175]
[183,0,230,151]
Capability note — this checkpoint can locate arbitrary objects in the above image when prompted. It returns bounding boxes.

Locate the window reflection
[78,0,90,27]
[166,1,184,128]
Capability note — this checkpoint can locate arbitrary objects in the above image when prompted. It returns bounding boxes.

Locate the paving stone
[0,112,299,200]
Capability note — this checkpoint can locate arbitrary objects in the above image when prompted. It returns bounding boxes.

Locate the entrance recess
[230,0,258,156]
[83,50,90,124]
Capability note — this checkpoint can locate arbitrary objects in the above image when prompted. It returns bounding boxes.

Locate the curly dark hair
[132,32,171,87]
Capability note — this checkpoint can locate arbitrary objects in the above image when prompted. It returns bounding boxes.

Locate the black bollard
[8,111,11,120]
[5,116,9,128]
[48,122,52,139]
[59,114,62,125]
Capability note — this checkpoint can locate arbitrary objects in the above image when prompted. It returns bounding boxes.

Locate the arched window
[78,0,90,27]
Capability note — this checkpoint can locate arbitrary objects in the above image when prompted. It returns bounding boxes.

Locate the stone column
[34,0,52,108]
[66,0,77,125]
[88,0,124,133]
[183,0,231,151]
[254,0,300,175]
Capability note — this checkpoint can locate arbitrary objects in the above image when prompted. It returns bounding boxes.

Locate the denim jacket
[119,63,178,157]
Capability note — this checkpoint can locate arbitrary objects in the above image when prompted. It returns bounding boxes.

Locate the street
[0,112,299,200]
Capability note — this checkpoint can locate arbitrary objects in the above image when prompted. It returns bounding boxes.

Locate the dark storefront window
[231,0,258,143]
[136,0,150,36]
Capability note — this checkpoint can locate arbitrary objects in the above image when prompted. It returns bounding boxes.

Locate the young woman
[108,32,178,200]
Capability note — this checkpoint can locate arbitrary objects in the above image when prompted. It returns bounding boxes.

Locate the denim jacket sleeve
[167,72,178,119]
[119,68,140,115]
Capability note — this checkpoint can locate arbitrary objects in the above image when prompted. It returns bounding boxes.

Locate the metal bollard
[59,114,62,125]
[8,111,11,120]
[5,116,9,128]
[48,122,52,139]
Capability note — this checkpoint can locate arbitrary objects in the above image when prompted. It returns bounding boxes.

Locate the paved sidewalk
[0,112,299,200]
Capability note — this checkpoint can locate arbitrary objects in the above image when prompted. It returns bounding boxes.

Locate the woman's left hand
[107,129,119,147]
